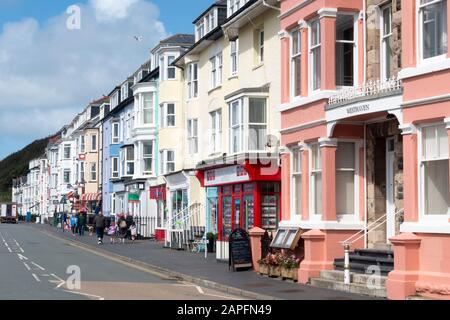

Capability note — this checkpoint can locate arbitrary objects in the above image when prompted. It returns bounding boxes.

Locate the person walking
[93,212,107,244]
[107,222,117,244]
[70,214,77,235]
[117,214,127,244]
[78,210,87,236]
[130,222,137,242]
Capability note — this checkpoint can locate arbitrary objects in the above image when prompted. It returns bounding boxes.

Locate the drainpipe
[262,0,280,11]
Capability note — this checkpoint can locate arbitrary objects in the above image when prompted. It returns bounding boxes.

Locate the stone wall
[366,0,402,81]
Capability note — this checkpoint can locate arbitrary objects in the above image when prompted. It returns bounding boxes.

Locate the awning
[81,193,101,201]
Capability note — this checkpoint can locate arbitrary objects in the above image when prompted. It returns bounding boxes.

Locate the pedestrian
[93,212,107,244]
[61,212,67,233]
[107,222,117,244]
[70,214,77,235]
[117,214,127,244]
[130,222,137,242]
[78,210,87,236]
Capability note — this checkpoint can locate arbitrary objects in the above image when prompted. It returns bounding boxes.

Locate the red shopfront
[196,161,281,242]
[150,185,166,241]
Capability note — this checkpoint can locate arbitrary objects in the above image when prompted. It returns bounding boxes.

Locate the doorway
[386,137,395,242]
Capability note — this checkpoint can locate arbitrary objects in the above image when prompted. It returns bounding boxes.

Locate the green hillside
[0,138,49,202]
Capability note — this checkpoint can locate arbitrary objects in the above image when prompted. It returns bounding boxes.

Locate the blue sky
[0,0,210,160]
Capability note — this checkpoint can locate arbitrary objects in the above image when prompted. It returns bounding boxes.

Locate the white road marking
[17,254,28,260]
[7,247,11,252]
[32,274,41,282]
[31,261,46,271]
[61,289,104,300]
[23,262,31,271]
[195,285,205,295]
[13,239,24,253]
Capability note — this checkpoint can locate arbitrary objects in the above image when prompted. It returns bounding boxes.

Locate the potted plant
[267,253,282,277]
[257,257,269,275]
[206,232,217,253]
[280,254,300,281]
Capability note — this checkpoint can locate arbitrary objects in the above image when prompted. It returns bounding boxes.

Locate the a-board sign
[229,228,253,271]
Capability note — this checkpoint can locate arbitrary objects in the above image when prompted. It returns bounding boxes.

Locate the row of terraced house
[11,0,450,299]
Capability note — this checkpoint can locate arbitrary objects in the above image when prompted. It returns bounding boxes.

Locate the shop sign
[204,165,250,187]
[150,186,166,200]
[128,193,140,202]
[229,228,253,271]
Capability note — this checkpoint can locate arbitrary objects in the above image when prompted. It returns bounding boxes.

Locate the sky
[0,0,210,160]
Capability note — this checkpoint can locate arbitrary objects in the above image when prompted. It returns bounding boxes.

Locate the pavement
[26,222,371,300]
[0,223,242,300]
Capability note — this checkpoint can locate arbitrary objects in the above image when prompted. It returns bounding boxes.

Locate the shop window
[310,144,323,216]
[336,14,356,87]
[381,5,393,80]
[291,28,302,97]
[291,148,302,216]
[419,0,448,61]
[271,227,303,250]
[336,142,356,217]
[309,19,321,92]
[222,194,233,239]
[261,182,280,230]
[420,124,450,217]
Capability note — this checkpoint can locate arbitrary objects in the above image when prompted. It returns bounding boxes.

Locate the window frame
[380,4,393,80]
[210,109,222,155]
[290,28,302,98]
[418,122,450,221]
[417,0,448,64]
[63,169,71,184]
[124,145,135,176]
[160,150,175,174]
[80,135,85,153]
[309,19,322,93]
[167,55,177,80]
[90,162,97,182]
[112,122,120,144]
[309,143,322,219]
[290,148,302,218]
[160,103,176,128]
[187,119,199,155]
[210,53,223,89]
[79,161,85,183]
[142,92,154,125]
[111,157,119,179]
[230,39,239,76]
[91,134,97,152]
[335,13,358,88]
[63,144,71,160]
[187,62,199,99]
[142,141,154,176]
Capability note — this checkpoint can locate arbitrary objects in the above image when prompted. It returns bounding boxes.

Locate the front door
[386,137,395,242]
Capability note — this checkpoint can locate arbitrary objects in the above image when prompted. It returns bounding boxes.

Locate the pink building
[276,0,450,299]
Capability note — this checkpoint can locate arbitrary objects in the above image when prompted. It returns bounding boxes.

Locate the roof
[193,0,227,24]
[159,34,195,46]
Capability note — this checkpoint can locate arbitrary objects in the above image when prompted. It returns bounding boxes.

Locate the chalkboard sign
[229,228,253,271]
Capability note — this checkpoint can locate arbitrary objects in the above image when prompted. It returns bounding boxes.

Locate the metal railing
[340,208,404,284]
[132,216,157,239]
[328,76,403,107]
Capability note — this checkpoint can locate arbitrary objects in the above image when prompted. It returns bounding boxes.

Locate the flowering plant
[258,252,300,269]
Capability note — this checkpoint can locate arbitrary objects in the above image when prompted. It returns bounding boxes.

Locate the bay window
[80,135,85,153]
[310,19,321,91]
[336,142,356,217]
[210,110,222,154]
[291,29,302,97]
[187,63,198,99]
[112,122,119,144]
[229,97,268,153]
[123,145,134,176]
[420,124,450,217]
[142,141,154,175]
[310,144,323,217]
[142,93,154,125]
[291,149,302,217]
[79,161,85,183]
[167,55,176,79]
[111,157,119,179]
[336,14,356,87]
[419,0,448,60]
[187,119,198,154]
[381,5,393,80]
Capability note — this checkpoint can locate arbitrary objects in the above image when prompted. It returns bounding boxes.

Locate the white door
[386,138,395,242]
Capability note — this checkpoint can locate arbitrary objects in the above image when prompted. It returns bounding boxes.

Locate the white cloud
[0,0,167,143]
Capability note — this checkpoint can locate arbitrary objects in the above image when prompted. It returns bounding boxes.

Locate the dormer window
[195,9,218,42]
[121,83,129,101]
[228,0,249,17]
[111,91,120,109]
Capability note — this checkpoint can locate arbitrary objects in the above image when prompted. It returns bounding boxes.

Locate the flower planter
[281,267,299,281]
[269,266,281,277]
[259,263,269,275]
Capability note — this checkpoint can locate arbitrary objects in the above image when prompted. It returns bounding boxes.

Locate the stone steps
[310,270,387,298]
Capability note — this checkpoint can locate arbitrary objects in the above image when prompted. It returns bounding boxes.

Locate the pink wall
[401,0,416,68]
[322,145,337,221]
[404,71,450,103]
[301,149,310,221]
[281,153,291,221]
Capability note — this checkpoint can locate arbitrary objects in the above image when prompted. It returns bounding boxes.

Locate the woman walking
[117,214,127,244]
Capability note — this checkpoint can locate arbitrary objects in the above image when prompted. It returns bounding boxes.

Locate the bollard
[344,244,351,285]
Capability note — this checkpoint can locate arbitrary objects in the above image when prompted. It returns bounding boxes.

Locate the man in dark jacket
[93,212,106,244]
[78,210,87,236]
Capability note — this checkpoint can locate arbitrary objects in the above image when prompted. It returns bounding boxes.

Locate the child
[130,222,137,242]
[107,223,117,244]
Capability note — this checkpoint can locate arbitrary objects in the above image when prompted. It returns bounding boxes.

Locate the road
[0,223,242,300]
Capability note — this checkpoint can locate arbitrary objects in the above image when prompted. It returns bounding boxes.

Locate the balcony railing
[328,76,403,108]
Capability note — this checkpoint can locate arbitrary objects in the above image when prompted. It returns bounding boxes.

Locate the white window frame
[187,119,199,155]
[79,161,85,183]
[160,150,175,174]
[418,122,450,221]
[229,99,244,154]
[380,4,393,81]
[112,122,120,144]
[259,29,265,63]
[167,55,176,80]
[124,146,135,176]
[290,148,302,218]
[80,135,85,153]
[309,143,322,220]
[142,93,154,125]
[91,134,97,152]
[111,157,119,179]
[417,0,448,64]
[121,83,129,101]
[142,141,154,176]
[210,110,222,154]
[210,53,223,89]
[63,169,71,184]
[335,13,358,88]
[335,140,360,221]
[290,28,302,98]
[230,39,239,76]
[63,144,71,160]
[187,63,199,99]
[160,103,176,128]
[309,19,321,93]
[90,162,97,182]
